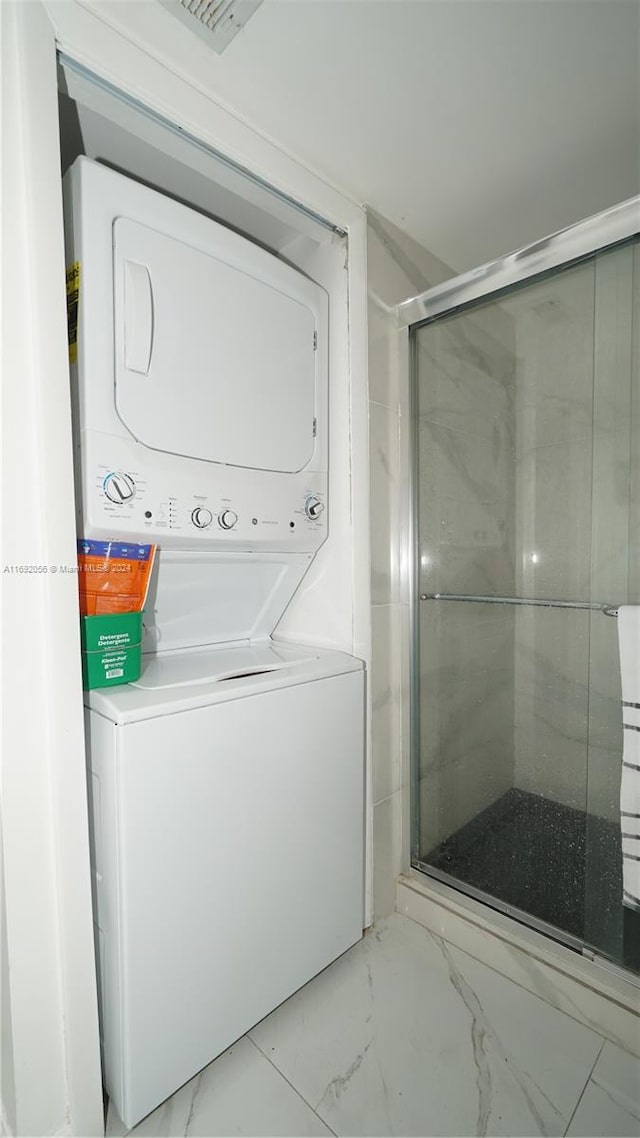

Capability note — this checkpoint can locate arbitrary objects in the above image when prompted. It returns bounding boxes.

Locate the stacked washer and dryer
[64,158,365,1130]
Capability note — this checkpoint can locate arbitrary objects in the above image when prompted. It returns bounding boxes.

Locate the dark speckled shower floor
[421,787,640,974]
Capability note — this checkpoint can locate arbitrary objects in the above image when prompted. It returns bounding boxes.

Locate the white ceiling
[87,0,640,273]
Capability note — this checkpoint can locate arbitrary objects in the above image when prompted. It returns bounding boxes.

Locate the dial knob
[191,506,213,529]
[103,471,136,504]
[305,496,324,520]
[218,509,238,530]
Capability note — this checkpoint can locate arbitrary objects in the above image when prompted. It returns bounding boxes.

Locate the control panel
[81,433,328,553]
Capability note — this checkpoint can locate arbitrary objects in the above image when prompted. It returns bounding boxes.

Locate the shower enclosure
[407,201,640,978]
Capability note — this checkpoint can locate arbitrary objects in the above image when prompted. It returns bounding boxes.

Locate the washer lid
[85,640,363,724]
[132,641,315,690]
[113,217,317,473]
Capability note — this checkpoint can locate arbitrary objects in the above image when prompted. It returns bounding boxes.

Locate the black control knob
[103,472,136,504]
[305,496,324,520]
[218,509,238,530]
[191,507,213,529]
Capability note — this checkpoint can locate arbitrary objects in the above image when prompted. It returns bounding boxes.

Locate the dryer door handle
[124,260,154,374]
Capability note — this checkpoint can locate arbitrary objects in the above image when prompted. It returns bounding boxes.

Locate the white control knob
[103,471,136,504]
[305,496,324,520]
[218,509,238,530]
[191,507,213,529]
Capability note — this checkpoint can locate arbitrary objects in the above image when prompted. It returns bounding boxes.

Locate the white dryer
[64,159,365,1129]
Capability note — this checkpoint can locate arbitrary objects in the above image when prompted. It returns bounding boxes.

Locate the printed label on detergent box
[101,651,127,666]
[82,643,142,689]
[97,631,133,649]
[80,611,143,653]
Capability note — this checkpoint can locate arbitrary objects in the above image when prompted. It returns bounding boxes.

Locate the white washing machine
[65,159,365,1129]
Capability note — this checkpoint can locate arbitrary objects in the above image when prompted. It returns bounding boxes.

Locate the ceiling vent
[157,0,265,54]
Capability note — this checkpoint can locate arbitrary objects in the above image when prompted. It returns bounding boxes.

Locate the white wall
[78,0,640,275]
[1,828,16,1138]
[1,4,103,1134]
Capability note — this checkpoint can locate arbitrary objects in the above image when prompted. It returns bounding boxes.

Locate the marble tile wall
[512,243,638,819]
[588,241,639,823]
[418,603,515,849]
[366,210,453,917]
[511,262,596,810]
[414,307,517,851]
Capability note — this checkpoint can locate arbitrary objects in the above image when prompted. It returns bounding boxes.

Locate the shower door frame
[399,195,640,962]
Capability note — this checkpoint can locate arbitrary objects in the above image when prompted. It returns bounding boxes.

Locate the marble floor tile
[103,913,638,1138]
[567,1041,640,1137]
[105,1036,332,1138]
[250,914,603,1137]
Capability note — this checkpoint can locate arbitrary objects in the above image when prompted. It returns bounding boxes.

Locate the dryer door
[113,218,317,473]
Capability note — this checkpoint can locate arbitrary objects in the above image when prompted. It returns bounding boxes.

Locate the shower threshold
[414,788,640,976]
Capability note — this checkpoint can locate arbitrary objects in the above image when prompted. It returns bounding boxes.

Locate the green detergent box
[80,611,143,689]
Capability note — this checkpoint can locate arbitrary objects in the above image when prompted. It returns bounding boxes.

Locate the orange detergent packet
[77,540,156,616]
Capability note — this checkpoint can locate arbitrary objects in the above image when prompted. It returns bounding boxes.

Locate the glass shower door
[412,236,640,975]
